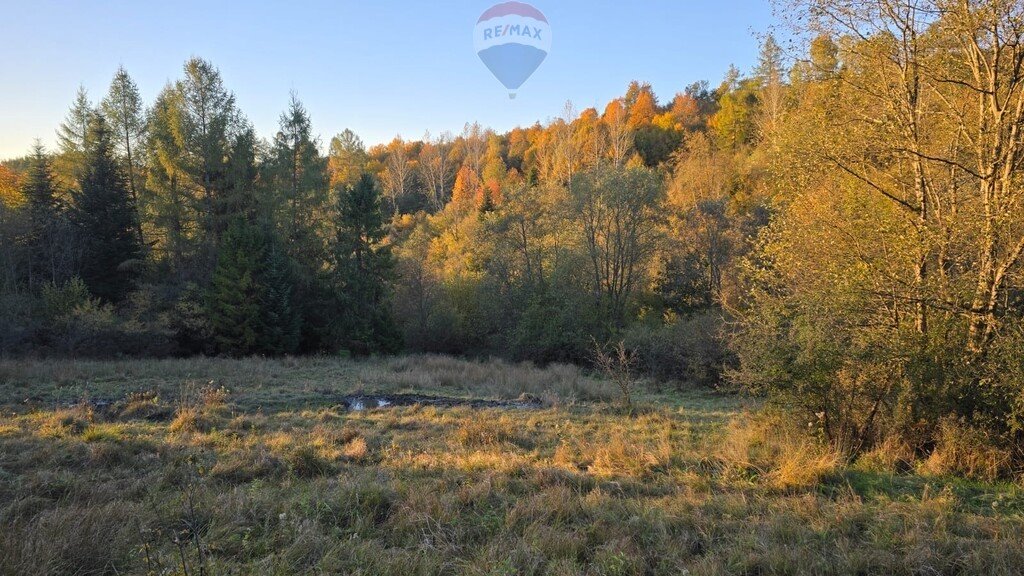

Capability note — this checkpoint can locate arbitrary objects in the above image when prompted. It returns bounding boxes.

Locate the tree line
[0,55,746,368]
[1,61,399,357]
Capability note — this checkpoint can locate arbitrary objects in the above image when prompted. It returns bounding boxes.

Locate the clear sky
[0,0,777,160]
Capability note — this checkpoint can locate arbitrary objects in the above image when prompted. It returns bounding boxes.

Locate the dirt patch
[335,393,544,411]
[37,391,544,418]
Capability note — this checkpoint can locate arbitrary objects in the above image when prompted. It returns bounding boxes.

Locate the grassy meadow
[1,355,1023,575]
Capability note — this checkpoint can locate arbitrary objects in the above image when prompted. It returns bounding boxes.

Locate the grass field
[1,355,1023,575]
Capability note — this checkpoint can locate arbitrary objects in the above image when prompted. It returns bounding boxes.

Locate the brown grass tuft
[920,418,1014,482]
[286,443,334,477]
[115,390,167,421]
[768,444,842,492]
[854,435,915,474]
[714,413,842,492]
[37,405,93,438]
[342,436,369,461]
[586,434,669,479]
[168,406,208,433]
[454,414,520,447]
[168,381,229,433]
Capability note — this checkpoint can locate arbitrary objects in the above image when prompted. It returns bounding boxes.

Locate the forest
[3,0,1024,481]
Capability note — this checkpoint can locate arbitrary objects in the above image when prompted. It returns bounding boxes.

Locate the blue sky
[0,0,777,159]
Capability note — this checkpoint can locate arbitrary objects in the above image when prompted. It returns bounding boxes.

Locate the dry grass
[358,354,615,402]
[587,434,669,478]
[0,355,1023,575]
[854,435,916,474]
[920,417,1015,481]
[453,413,524,447]
[167,381,231,434]
[711,412,844,491]
[35,404,93,438]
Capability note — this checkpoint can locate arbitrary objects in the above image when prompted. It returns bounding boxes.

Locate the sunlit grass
[1,355,1022,574]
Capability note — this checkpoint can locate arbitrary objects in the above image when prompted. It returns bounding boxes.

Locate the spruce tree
[207,219,264,355]
[331,174,401,353]
[23,145,58,237]
[269,93,328,268]
[72,114,142,302]
[21,144,61,289]
[101,66,146,244]
[267,94,329,350]
[206,219,301,356]
[260,239,301,354]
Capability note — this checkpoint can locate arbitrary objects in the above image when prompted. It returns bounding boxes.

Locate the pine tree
[331,174,401,353]
[72,114,142,302]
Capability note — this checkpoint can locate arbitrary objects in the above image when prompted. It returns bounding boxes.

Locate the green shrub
[624,310,731,385]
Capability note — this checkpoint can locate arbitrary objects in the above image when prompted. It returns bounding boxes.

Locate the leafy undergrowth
[1,356,1023,575]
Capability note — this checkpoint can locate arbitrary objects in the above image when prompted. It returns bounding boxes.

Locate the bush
[40,277,94,325]
[48,301,176,358]
[0,291,34,354]
[1,279,179,358]
[731,262,1024,471]
[168,282,214,355]
[510,289,601,365]
[624,310,731,385]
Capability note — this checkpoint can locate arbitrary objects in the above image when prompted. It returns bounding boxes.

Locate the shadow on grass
[828,469,1024,516]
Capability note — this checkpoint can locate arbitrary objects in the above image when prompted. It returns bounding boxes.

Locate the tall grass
[0,356,1022,574]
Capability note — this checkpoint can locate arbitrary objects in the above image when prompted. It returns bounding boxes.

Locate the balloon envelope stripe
[477,1,548,24]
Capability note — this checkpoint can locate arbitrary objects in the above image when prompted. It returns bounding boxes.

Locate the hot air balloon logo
[474,2,551,99]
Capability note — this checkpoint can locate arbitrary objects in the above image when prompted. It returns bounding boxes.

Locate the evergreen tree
[267,95,329,350]
[21,144,64,289]
[331,174,401,353]
[207,220,264,355]
[206,219,300,356]
[223,124,260,226]
[268,93,328,270]
[23,145,58,236]
[55,86,94,186]
[260,239,301,354]
[101,66,146,244]
[72,114,142,302]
